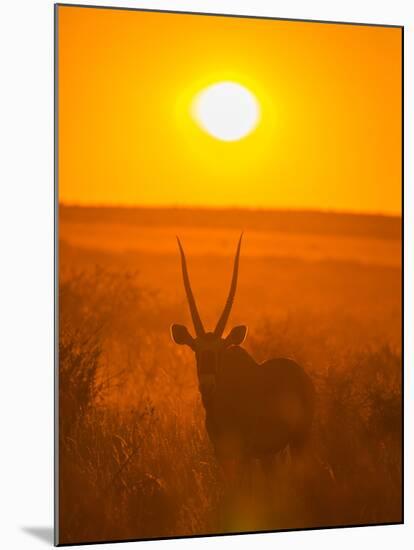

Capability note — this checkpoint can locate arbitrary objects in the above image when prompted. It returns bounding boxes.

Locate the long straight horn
[177,237,205,336]
[214,233,243,337]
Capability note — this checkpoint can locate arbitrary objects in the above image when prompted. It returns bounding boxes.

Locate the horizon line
[58,202,402,219]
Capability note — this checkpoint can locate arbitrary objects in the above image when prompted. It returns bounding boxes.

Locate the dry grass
[58,263,401,544]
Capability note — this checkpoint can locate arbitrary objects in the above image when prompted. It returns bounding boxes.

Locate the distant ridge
[59,204,401,241]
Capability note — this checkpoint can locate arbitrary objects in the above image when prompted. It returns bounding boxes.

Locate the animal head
[171,234,247,390]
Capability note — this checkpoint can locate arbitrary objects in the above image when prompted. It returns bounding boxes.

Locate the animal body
[171,234,315,468]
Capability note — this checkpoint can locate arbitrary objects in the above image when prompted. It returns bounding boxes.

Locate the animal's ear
[225,325,247,346]
[170,324,195,347]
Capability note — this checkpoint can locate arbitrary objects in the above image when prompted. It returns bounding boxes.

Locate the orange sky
[57,6,402,215]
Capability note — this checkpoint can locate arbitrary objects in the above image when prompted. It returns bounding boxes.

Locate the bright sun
[191,81,260,142]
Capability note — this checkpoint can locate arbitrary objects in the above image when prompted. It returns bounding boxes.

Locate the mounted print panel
[55,4,403,546]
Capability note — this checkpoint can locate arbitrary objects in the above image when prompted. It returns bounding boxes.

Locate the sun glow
[191,81,260,142]
[59,7,402,214]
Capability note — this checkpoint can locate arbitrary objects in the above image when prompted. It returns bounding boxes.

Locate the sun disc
[192,82,260,141]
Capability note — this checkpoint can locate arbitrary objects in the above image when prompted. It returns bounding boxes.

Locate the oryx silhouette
[171,234,315,475]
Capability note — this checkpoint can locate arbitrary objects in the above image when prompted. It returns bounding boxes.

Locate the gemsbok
[171,234,315,475]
